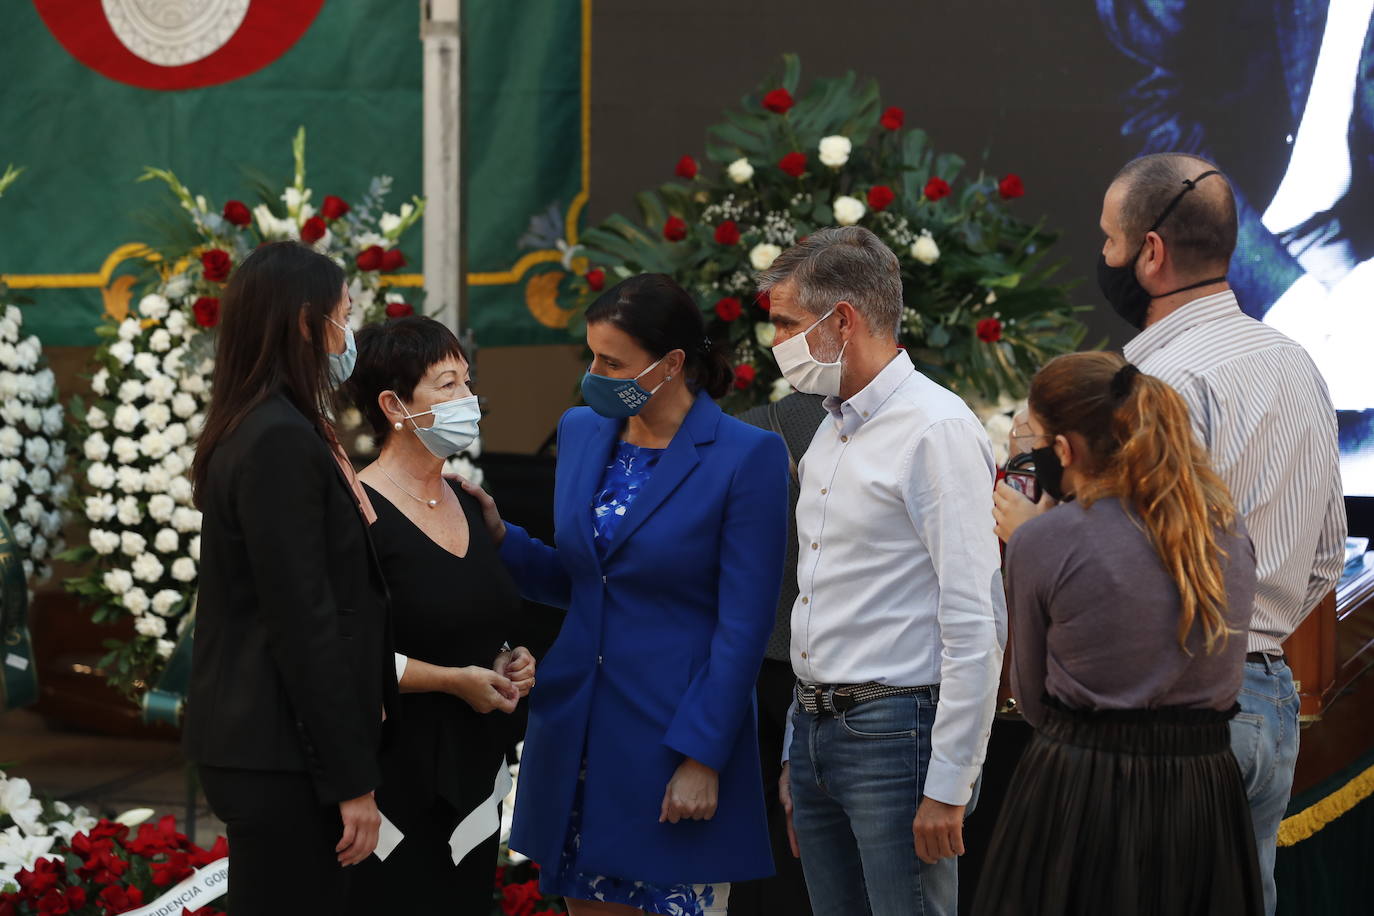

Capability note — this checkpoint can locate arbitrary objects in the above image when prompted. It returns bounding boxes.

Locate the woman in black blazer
[184,241,396,914]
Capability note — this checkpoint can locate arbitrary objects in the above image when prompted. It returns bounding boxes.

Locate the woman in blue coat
[464,274,789,915]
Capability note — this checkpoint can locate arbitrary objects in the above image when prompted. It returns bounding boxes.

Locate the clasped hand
[659,758,718,824]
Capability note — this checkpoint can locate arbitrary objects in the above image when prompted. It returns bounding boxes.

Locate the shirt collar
[1123,289,1242,365]
[824,349,913,434]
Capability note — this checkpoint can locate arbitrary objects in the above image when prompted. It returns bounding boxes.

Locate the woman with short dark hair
[344,315,534,914]
[187,240,393,914]
[463,273,790,916]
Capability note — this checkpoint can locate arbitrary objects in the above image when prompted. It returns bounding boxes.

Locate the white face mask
[770,308,846,397]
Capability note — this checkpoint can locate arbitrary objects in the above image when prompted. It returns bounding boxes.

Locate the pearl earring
[393,421,404,431]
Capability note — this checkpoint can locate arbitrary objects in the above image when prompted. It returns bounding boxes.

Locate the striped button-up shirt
[1124,290,1347,654]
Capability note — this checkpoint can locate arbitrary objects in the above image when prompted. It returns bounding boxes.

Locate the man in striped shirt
[1001,152,1345,914]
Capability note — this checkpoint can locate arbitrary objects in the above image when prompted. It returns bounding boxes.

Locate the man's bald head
[1108,153,1238,277]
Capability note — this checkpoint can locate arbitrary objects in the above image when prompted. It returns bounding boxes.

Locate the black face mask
[1097,169,1228,330]
[1030,444,1066,503]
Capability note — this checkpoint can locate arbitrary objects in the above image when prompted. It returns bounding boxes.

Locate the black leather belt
[1246,651,1284,664]
[794,680,932,715]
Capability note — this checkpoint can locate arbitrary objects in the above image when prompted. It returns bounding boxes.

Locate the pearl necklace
[376,464,441,509]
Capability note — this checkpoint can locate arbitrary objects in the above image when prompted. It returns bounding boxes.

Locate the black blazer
[183,392,396,804]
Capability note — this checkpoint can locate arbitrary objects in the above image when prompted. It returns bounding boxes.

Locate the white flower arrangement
[0,771,98,890]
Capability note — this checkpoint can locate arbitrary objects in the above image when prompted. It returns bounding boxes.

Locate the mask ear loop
[387,391,431,432]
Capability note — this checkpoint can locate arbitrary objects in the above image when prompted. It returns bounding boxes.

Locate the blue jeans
[788,690,978,916]
[1229,656,1300,916]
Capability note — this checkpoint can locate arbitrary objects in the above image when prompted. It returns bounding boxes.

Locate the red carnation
[76,847,128,885]
[64,888,86,910]
[381,248,407,272]
[867,185,896,212]
[321,195,350,220]
[192,297,220,328]
[152,851,194,887]
[880,106,905,131]
[385,301,414,318]
[356,245,385,271]
[16,859,63,896]
[998,173,1025,199]
[188,837,228,868]
[300,216,327,244]
[714,297,742,322]
[924,177,952,201]
[714,220,741,246]
[778,152,807,178]
[585,268,605,291]
[976,318,1003,342]
[675,155,698,179]
[762,88,794,114]
[88,820,128,842]
[663,215,688,242]
[733,363,756,389]
[500,881,540,916]
[221,200,251,227]
[34,890,68,916]
[97,885,142,915]
[200,249,232,282]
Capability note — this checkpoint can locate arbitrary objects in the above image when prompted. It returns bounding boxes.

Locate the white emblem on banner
[101,0,250,66]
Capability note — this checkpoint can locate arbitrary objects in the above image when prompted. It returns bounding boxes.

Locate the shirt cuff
[394,653,409,683]
[922,759,980,807]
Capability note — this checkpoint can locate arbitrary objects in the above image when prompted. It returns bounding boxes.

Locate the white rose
[156,639,176,659]
[148,329,172,353]
[153,529,178,554]
[189,535,201,562]
[148,494,176,523]
[108,341,135,365]
[0,427,19,458]
[144,466,170,494]
[142,404,171,431]
[171,557,197,583]
[124,589,150,615]
[755,322,778,348]
[171,506,201,534]
[131,553,164,583]
[770,377,794,403]
[134,614,166,639]
[818,135,852,168]
[102,568,133,595]
[120,531,146,557]
[140,431,171,460]
[727,158,755,184]
[117,318,141,341]
[145,376,176,403]
[170,393,197,420]
[164,310,189,338]
[87,462,116,489]
[116,496,143,526]
[910,229,940,266]
[151,589,182,617]
[832,195,866,226]
[168,476,193,505]
[113,404,140,433]
[90,529,120,555]
[133,353,160,378]
[750,243,782,271]
[138,294,170,320]
[116,466,144,495]
[86,405,109,430]
[112,436,140,464]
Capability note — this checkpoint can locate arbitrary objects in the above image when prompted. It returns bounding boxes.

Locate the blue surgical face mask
[392,392,481,458]
[326,316,356,388]
[580,355,669,418]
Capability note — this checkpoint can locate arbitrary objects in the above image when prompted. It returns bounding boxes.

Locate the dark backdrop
[586,0,1144,350]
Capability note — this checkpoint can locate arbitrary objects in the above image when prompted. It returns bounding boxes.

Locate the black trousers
[199,765,351,915]
[727,658,814,916]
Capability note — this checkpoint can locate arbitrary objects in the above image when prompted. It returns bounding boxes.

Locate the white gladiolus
[156,639,176,659]
[118,318,141,341]
[103,568,133,595]
[151,589,182,617]
[154,529,178,554]
[171,557,197,583]
[910,230,940,266]
[171,393,197,419]
[124,589,150,615]
[134,614,166,638]
[148,494,176,522]
[84,432,110,462]
[727,158,755,184]
[90,529,120,555]
[131,553,164,583]
[0,427,19,457]
[87,463,116,489]
[120,531,146,557]
[750,243,783,271]
[818,135,852,167]
[833,195,866,226]
[116,496,143,526]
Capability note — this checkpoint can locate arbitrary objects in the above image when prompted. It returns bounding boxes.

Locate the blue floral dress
[541,439,727,915]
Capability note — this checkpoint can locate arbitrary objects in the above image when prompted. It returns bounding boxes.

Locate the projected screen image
[1099,0,1374,496]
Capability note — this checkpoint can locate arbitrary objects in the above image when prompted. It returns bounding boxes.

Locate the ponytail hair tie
[1110,363,1141,401]
[699,336,714,354]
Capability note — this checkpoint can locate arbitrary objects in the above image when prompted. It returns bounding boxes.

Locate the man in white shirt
[759,226,1006,916]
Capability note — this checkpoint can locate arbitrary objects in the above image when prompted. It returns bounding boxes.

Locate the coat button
[602,575,608,584]
[598,655,603,666]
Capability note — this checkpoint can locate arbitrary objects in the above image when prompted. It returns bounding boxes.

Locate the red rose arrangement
[867,185,896,212]
[714,297,742,322]
[385,301,415,318]
[998,173,1025,200]
[585,268,606,292]
[321,194,351,220]
[733,364,756,389]
[662,216,688,242]
[493,858,565,915]
[923,177,952,201]
[713,220,741,246]
[762,88,794,114]
[192,297,220,329]
[199,249,232,283]
[675,155,698,180]
[300,216,327,244]
[778,152,807,178]
[880,106,905,130]
[220,200,251,227]
[976,317,1003,342]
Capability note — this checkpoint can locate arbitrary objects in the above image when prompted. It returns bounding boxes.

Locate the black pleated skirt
[971,699,1263,916]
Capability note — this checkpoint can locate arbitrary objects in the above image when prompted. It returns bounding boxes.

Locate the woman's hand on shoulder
[456,477,506,546]
[494,646,536,697]
[448,666,519,714]
[659,758,719,824]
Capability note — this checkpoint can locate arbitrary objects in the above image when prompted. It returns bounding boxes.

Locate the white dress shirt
[1124,290,1347,654]
[789,350,1006,805]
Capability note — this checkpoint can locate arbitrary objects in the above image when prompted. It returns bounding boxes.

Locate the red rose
[880,106,905,131]
[714,220,740,246]
[88,821,129,842]
[76,848,128,885]
[976,318,1003,342]
[733,363,756,389]
[755,292,771,312]
[321,195,350,220]
[998,173,1025,199]
[200,249,232,282]
[192,297,220,328]
[867,185,896,212]
[762,88,794,114]
[778,152,807,178]
[385,301,414,318]
[97,885,142,915]
[381,248,407,272]
[152,852,194,887]
[187,837,228,868]
[585,268,605,291]
[356,245,385,271]
[924,177,952,201]
[221,200,251,227]
[675,155,698,179]
[662,215,688,242]
[300,216,327,244]
[71,833,115,860]
[16,859,63,896]
[714,297,742,322]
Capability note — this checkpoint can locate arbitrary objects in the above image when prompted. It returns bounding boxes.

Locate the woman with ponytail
[461,273,789,915]
[973,351,1263,916]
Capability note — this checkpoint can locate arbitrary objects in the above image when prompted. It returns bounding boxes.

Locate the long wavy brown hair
[1029,351,1238,654]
